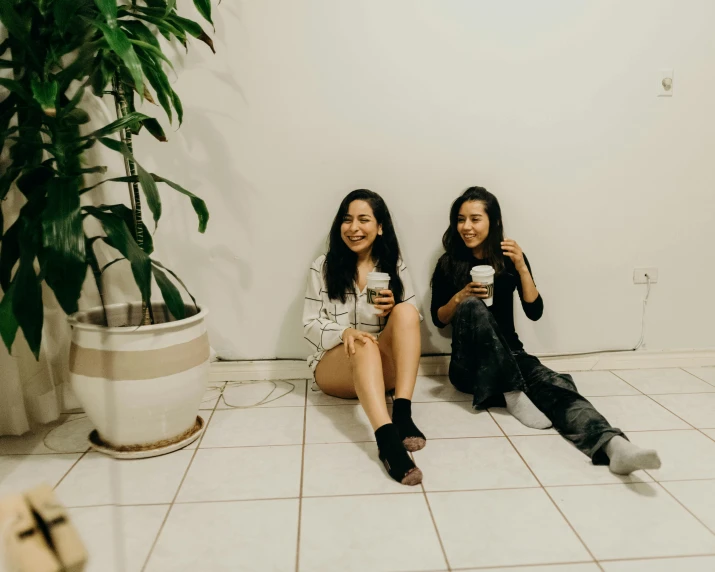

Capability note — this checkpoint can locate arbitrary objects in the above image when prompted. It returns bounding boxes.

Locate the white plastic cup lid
[471,266,495,277]
[367,272,390,280]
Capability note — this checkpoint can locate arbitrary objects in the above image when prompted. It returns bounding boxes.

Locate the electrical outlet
[633,268,658,284]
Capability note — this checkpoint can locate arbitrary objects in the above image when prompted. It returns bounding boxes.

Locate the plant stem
[111,74,154,325]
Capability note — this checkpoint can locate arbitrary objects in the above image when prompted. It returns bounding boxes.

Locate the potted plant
[0,0,216,457]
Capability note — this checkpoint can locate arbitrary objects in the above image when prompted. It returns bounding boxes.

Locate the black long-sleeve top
[430,253,543,352]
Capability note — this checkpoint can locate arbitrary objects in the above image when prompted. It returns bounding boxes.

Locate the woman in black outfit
[430,187,661,475]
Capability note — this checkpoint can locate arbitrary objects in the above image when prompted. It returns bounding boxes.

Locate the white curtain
[0,66,121,435]
[0,284,73,436]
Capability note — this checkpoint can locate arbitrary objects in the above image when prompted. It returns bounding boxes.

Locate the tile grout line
[602,371,715,540]
[597,552,715,563]
[451,560,598,570]
[295,380,309,572]
[677,366,715,388]
[654,480,715,538]
[140,388,221,572]
[418,475,452,571]
[52,449,89,490]
[607,370,715,451]
[486,410,604,571]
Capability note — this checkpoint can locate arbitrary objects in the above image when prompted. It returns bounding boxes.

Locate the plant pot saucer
[88,415,205,459]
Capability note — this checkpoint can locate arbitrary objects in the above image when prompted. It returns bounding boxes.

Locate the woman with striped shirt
[303,189,426,485]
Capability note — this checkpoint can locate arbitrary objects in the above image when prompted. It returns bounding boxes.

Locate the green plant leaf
[96,22,145,97]
[151,174,208,233]
[0,281,19,353]
[41,177,87,315]
[170,87,183,124]
[0,78,31,101]
[129,39,175,70]
[54,0,82,33]
[0,3,30,43]
[98,137,162,225]
[94,0,118,26]
[137,51,172,122]
[96,203,154,254]
[85,111,150,139]
[16,165,55,200]
[84,206,152,304]
[121,19,161,49]
[30,77,59,115]
[141,118,167,141]
[100,257,124,273]
[193,0,213,26]
[60,85,86,117]
[0,93,17,151]
[152,259,197,308]
[151,263,185,320]
[13,226,43,359]
[80,175,138,194]
[124,12,186,44]
[0,220,20,291]
[64,108,91,125]
[168,15,215,52]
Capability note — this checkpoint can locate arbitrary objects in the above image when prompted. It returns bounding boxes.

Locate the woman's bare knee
[348,339,381,368]
[390,303,420,325]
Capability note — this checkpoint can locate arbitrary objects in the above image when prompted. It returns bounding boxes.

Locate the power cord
[41,380,299,453]
[538,273,653,357]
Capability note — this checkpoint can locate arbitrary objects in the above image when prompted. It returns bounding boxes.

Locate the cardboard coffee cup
[470,266,495,307]
[366,272,390,315]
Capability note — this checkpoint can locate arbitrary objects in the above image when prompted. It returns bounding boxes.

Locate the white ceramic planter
[68,303,209,453]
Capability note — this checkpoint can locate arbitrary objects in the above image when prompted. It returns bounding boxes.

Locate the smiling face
[457,200,490,255]
[341,200,382,256]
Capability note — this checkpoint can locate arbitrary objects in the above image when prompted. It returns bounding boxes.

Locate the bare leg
[315,339,391,430]
[315,338,422,485]
[377,303,421,400]
[378,304,426,451]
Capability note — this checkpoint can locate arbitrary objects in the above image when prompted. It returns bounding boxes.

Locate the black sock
[392,399,426,451]
[374,423,421,485]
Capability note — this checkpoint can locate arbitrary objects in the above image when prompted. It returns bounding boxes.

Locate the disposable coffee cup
[366,272,390,315]
[470,266,495,307]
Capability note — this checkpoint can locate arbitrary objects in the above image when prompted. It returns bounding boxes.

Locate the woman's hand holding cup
[374,289,395,317]
[342,328,378,357]
[454,282,489,305]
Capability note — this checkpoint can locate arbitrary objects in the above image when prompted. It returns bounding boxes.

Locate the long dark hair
[324,189,404,304]
[436,186,506,289]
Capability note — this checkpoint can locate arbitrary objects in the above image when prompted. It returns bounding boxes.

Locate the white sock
[606,436,662,475]
[504,391,552,430]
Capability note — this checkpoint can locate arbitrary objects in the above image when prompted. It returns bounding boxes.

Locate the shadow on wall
[420,244,453,354]
[276,240,328,360]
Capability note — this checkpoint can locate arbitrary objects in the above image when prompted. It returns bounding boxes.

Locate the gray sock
[606,436,662,475]
[504,391,552,430]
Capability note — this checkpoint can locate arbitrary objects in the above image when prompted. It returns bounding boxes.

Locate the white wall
[126,0,715,360]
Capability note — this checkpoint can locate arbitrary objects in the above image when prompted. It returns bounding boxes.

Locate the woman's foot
[375,423,423,485]
[606,436,662,475]
[504,391,552,429]
[392,398,426,452]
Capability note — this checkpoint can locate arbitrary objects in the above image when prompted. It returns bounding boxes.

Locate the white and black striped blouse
[302,254,421,372]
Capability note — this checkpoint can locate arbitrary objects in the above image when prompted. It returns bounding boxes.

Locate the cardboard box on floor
[0,484,87,572]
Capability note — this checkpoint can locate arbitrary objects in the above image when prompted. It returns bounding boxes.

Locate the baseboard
[209,349,715,382]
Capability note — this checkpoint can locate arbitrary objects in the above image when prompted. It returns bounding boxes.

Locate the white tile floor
[2,368,715,571]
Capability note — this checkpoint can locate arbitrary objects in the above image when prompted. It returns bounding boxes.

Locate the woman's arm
[518,265,539,303]
[302,261,349,352]
[431,260,485,326]
[502,240,544,321]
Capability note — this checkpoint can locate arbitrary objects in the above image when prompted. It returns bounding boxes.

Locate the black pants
[449,298,625,465]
